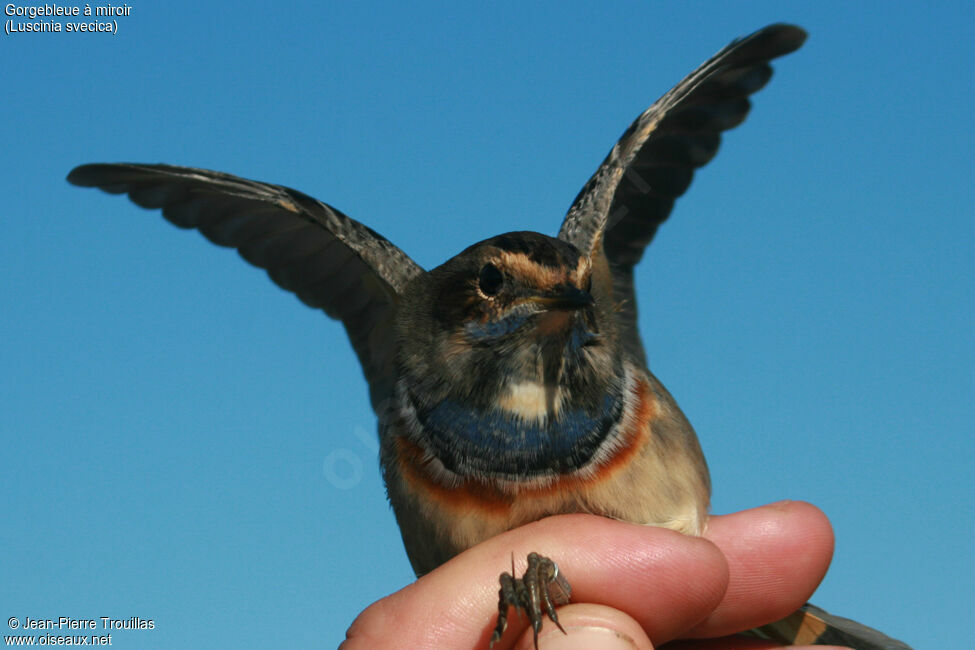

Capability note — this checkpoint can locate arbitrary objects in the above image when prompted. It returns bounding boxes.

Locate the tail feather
[748,603,912,649]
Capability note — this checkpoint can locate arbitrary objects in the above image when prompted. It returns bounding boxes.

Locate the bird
[68,23,911,650]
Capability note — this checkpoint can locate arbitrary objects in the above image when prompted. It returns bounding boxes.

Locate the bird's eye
[477,263,504,297]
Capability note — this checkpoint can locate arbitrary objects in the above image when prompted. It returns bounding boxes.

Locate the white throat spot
[496,381,563,421]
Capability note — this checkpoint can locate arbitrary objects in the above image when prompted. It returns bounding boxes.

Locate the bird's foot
[489,552,572,649]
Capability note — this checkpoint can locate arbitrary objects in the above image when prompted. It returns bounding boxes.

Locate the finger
[482,515,728,647]
[666,638,850,649]
[342,514,728,649]
[688,501,834,638]
[525,603,653,650]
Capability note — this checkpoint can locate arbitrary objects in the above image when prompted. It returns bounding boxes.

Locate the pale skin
[342,501,851,649]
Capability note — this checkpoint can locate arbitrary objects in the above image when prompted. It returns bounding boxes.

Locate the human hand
[342,501,845,649]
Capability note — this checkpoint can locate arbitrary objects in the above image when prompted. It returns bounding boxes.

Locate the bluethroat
[69,23,910,650]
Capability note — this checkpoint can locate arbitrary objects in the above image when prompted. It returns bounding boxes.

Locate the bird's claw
[489,552,572,649]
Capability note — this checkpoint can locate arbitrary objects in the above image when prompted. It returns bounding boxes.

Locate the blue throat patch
[415,388,624,477]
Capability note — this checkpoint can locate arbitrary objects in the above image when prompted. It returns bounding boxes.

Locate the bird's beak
[532,286,595,311]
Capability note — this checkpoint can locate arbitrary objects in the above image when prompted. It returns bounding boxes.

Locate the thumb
[519,604,653,650]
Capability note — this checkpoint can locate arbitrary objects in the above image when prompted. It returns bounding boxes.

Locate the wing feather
[557,24,807,363]
[67,162,424,411]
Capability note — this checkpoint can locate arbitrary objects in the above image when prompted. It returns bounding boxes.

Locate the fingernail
[537,625,638,650]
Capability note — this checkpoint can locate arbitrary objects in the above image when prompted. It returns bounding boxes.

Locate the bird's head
[396,231,623,415]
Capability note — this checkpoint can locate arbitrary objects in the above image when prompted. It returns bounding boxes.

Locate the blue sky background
[2,2,971,648]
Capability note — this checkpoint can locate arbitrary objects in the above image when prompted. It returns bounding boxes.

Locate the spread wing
[557,24,807,363]
[67,163,424,411]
